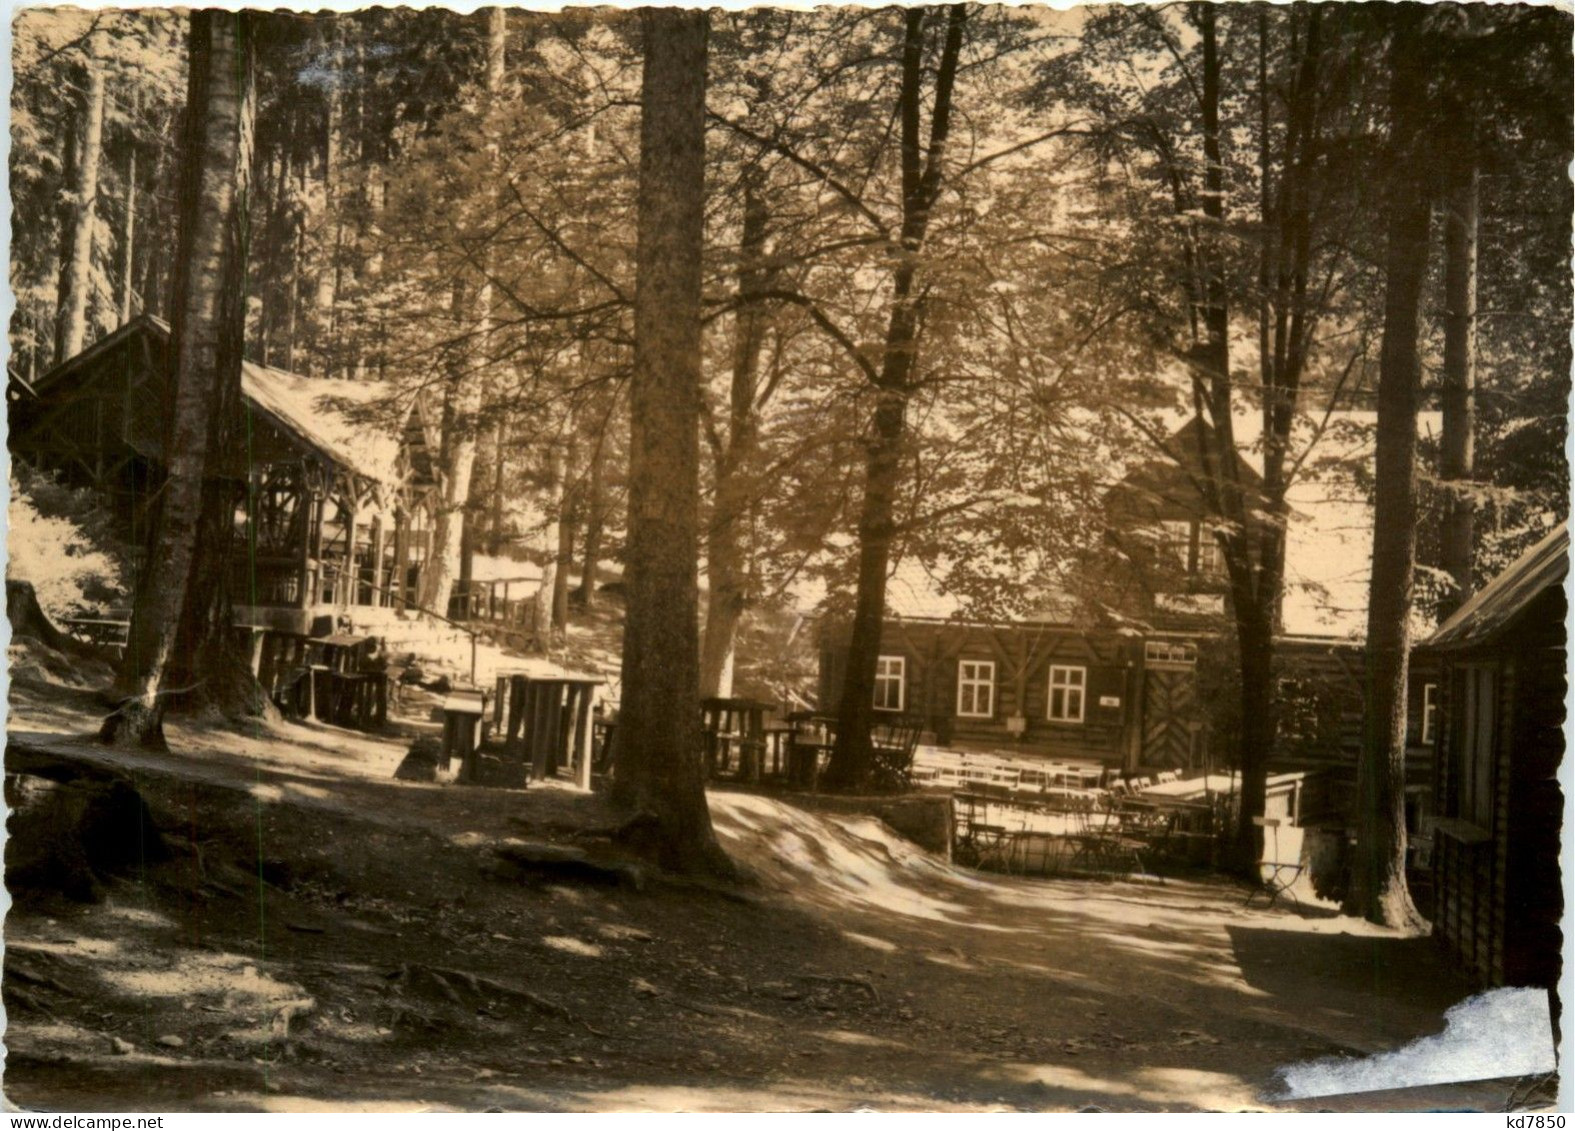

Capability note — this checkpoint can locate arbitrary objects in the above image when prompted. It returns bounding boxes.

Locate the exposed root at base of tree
[798,973,880,1003]
[393,962,579,1026]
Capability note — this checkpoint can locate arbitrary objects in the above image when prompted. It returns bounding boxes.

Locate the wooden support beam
[368,512,385,607]
[339,484,361,608]
[574,685,596,791]
[298,493,317,610]
[392,507,410,612]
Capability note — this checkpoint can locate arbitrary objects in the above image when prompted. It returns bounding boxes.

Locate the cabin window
[873,655,905,712]
[1197,527,1228,580]
[956,660,995,718]
[1159,520,1193,572]
[1144,640,1197,665]
[1420,682,1438,745]
[1451,665,1496,829]
[1048,665,1086,723]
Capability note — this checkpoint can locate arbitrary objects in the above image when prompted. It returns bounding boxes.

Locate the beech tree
[611,8,729,875]
[1041,4,1405,869]
[54,27,107,364]
[1351,7,1431,932]
[824,6,968,789]
[419,8,510,619]
[101,10,257,748]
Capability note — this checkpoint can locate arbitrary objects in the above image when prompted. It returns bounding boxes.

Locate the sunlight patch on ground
[842,930,898,952]
[15,1020,103,1045]
[813,1028,908,1049]
[1274,987,1556,1100]
[227,1094,465,1113]
[710,793,1010,927]
[9,935,122,959]
[987,1059,1255,1110]
[541,936,603,958]
[101,904,174,929]
[101,953,305,1004]
[522,1079,981,1113]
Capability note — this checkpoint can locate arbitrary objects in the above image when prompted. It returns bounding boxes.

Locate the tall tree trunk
[827,6,966,790]
[611,7,728,875]
[101,11,257,748]
[136,132,173,321]
[1351,11,1431,931]
[533,438,565,644]
[1439,113,1478,620]
[577,430,607,609]
[313,21,342,377]
[55,33,106,363]
[420,299,478,618]
[700,170,770,699]
[119,95,139,326]
[421,7,505,621]
[552,429,579,630]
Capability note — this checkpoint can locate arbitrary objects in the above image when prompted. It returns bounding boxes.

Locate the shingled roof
[33,315,408,487]
[1428,524,1569,650]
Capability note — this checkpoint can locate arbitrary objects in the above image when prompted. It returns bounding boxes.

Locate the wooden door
[1142,667,1197,770]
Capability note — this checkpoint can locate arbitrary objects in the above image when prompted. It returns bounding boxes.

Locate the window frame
[956,659,996,719]
[1144,640,1198,665]
[873,655,906,713]
[1158,519,1193,574]
[1442,664,1493,831]
[1196,526,1227,580]
[1047,664,1087,724]
[1420,681,1438,746]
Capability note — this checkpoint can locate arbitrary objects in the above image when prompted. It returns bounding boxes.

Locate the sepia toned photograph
[3,1,1569,1114]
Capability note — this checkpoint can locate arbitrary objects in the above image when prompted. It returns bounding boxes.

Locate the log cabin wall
[820,618,1154,766]
[1272,638,1440,827]
[1431,581,1565,996]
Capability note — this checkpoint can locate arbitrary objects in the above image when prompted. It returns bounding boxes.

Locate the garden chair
[1245,816,1305,909]
[870,714,924,790]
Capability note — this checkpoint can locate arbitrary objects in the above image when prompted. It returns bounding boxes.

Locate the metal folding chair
[1245,816,1304,909]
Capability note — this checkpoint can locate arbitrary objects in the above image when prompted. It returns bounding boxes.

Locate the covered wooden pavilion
[10,316,441,634]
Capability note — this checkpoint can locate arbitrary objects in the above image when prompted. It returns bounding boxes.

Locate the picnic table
[701,697,776,782]
[493,672,603,790]
[60,616,130,648]
[785,712,838,790]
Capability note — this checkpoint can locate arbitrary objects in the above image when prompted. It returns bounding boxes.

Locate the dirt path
[1,684,1531,1112]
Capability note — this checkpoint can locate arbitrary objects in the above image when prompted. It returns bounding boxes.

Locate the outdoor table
[701,697,775,782]
[61,616,131,647]
[592,712,619,773]
[786,712,838,790]
[442,686,492,776]
[496,673,603,790]
[762,722,794,778]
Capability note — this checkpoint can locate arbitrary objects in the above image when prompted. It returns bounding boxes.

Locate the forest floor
[2,647,1549,1113]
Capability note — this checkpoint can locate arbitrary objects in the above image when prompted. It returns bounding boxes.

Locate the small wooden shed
[1427,524,1567,994]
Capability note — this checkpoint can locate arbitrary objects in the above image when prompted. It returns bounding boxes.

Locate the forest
[3,4,1572,1111]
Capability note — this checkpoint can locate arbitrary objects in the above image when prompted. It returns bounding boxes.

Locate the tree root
[396,962,578,1025]
[797,973,879,1003]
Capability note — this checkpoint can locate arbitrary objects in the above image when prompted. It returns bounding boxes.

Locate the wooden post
[368,511,385,607]
[575,683,596,791]
[297,492,315,610]
[340,488,361,609]
[309,479,327,608]
[392,506,409,612]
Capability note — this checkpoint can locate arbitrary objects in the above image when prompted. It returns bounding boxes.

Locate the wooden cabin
[9,316,440,635]
[817,412,1445,827]
[1427,524,1566,994]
